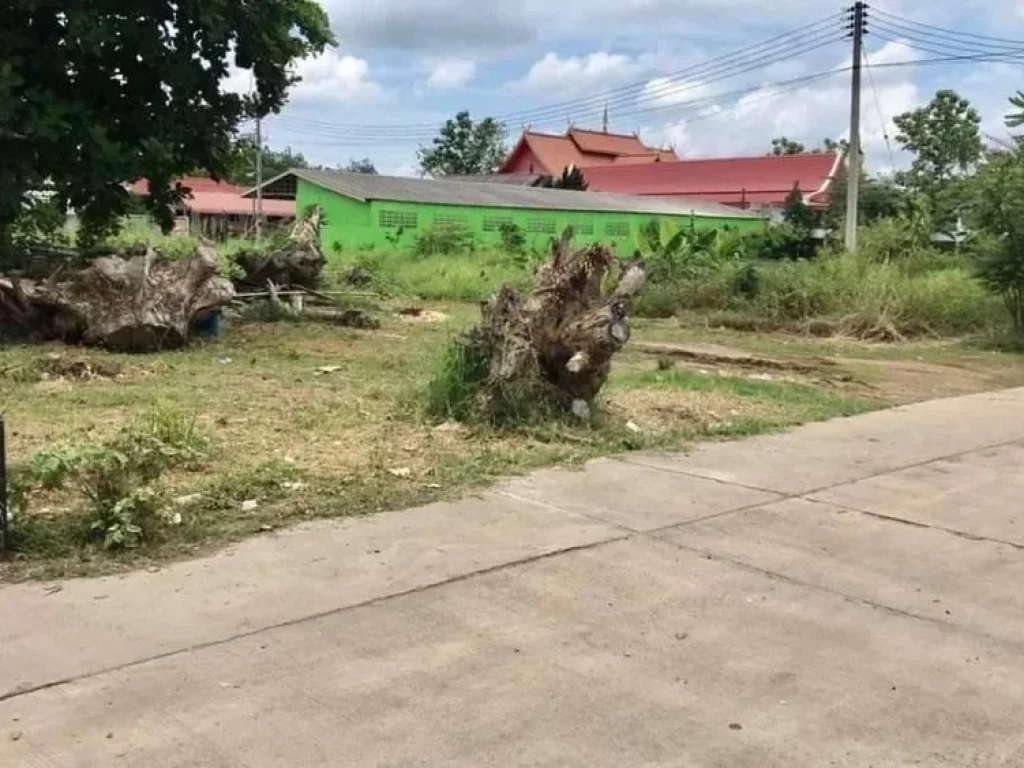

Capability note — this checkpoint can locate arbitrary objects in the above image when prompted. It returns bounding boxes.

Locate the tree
[345,158,378,174]
[782,185,816,231]
[220,138,310,187]
[538,166,589,191]
[418,112,507,176]
[1,1,333,251]
[819,138,849,154]
[1006,91,1024,130]
[973,150,1024,333]
[826,175,914,230]
[771,137,806,156]
[894,90,982,222]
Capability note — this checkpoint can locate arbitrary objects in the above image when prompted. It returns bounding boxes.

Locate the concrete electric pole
[844,2,867,251]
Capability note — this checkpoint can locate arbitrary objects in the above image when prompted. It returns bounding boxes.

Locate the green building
[251,168,764,256]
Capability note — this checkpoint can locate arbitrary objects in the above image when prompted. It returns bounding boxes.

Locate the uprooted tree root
[0,244,233,352]
[428,233,646,425]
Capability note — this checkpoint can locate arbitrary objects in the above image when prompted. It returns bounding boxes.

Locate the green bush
[9,403,208,553]
[414,222,476,257]
[425,335,493,422]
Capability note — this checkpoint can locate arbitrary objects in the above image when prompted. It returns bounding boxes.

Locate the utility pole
[602,103,609,133]
[844,2,867,251]
[255,114,264,242]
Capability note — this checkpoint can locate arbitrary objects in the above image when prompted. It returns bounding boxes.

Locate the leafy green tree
[782,185,816,231]
[219,139,310,187]
[345,158,378,174]
[827,175,914,230]
[418,112,507,176]
[972,150,1024,332]
[538,166,588,190]
[1,1,333,251]
[820,138,849,154]
[894,90,982,223]
[771,137,806,156]
[1006,91,1024,130]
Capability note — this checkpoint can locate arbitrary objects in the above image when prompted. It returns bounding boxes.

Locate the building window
[527,218,557,234]
[572,221,595,236]
[483,216,514,232]
[605,221,630,237]
[379,210,418,229]
[433,213,468,228]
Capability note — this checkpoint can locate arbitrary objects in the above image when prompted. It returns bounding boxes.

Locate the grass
[1,300,929,581]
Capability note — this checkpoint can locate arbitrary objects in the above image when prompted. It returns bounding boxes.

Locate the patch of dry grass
[12,299,1007,581]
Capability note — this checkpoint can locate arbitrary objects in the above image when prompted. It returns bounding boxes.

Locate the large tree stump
[234,206,327,289]
[466,232,645,420]
[0,244,234,352]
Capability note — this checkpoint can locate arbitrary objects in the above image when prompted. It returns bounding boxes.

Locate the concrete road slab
[661,497,1024,646]
[495,458,779,532]
[0,494,622,699]
[627,389,1024,495]
[813,442,1024,546]
[3,537,1024,768]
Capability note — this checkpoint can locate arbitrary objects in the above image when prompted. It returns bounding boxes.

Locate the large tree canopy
[418,111,507,177]
[1,0,333,247]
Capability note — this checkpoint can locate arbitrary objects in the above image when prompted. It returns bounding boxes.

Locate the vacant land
[3,301,1024,581]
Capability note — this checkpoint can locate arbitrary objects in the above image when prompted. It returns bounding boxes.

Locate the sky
[236,0,1024,177]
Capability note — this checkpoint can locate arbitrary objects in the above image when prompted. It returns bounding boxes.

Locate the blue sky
[234,0,1024,175]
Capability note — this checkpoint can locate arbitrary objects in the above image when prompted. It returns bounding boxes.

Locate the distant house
[128,177,294,239]
[581,153,847,216]
[499,128,678,177]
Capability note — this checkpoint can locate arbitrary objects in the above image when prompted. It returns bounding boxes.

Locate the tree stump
[0,244,234,352]
[465,232,645,420]
[234,206,327,289]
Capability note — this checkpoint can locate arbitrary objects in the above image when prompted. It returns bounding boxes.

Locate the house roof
[582,153,845,208]
[129,176,295,217]
[498,129,679,174]
[247,168,759,219]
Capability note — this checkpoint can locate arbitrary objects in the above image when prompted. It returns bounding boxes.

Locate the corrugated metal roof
[250,168,758,219]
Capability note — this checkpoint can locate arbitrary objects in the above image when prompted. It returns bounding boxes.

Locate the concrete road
[3,389,1024,767]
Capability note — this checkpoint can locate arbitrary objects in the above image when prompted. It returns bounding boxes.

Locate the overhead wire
[871,7,1024,47]
[862,43,896,169]
[269,13,847,137]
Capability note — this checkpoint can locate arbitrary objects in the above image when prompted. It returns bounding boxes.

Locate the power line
[862,45,896,169]
[871,7,1024,47]
[270,15,846,135]
[870,29,1024,65]
[271,32,842,142]
[871,20,1024,59]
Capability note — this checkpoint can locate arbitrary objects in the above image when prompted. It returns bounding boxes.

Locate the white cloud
[512,52,643,96]
[641,76,718,108]
[426,59,477,90]
[290,48,383,103]
[644,39,922,173]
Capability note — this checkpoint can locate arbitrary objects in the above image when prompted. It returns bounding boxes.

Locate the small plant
[28,447,83,489]
[414,222,475,256]
[89,487,164,551]
[426,334,494,422]
[732,263,760,299]
[499,222,527,254]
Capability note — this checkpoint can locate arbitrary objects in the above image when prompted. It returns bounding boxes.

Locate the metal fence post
[0,414,7,555]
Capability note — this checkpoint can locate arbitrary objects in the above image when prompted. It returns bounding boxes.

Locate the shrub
[498,222,527,254]
[425,334,493,422]
[414,222,476,257]
[8,403,209,554]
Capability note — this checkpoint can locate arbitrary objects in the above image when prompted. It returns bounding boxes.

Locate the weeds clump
[8,403,208,554]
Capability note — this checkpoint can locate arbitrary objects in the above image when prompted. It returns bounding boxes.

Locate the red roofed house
[581,152,846,216]
[128,177,294,239]
[499,127,678,176]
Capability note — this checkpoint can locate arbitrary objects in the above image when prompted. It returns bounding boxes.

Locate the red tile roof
[499,129,678,175]
[129,177,294,218]
[582,153,845,209]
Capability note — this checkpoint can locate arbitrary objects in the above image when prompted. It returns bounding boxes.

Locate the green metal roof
[248,168,761,220]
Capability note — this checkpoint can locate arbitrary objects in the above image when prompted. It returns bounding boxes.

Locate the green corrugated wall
[295,178,764,258]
